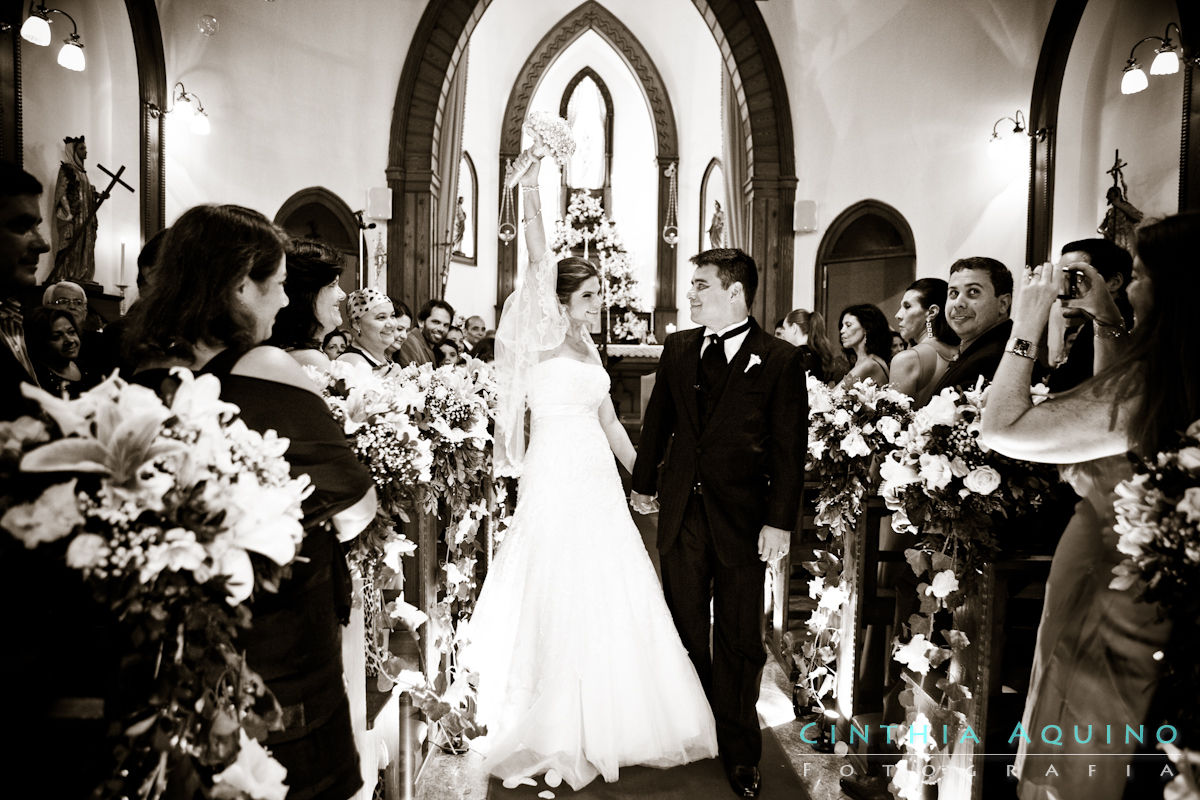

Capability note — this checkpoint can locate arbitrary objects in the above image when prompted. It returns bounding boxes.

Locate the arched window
[559,67,614,213]
[699,157,726,250]
[452,151,477,265]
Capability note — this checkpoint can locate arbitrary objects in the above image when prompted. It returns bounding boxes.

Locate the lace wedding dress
[464,355,718,790]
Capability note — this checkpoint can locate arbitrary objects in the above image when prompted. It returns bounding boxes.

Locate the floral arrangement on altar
[0,373,311,800]
[550,190,649,343]
[1111,417,1200,784]
[792,376,911,715]
[306,356,500,749]
[876,380,1060,798]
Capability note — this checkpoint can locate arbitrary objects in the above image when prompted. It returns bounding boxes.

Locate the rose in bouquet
[1111,418,1200,753]
[0,372,309,799]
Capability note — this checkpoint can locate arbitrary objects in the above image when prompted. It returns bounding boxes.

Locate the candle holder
[115,284,129,316]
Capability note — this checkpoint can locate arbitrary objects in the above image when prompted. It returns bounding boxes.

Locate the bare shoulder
[890,349,920,378]
[338,351,371,370]
[232,346,323,395]
[289,348,330,370]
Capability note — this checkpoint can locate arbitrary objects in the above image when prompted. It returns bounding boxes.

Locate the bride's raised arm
[517,155,548,263]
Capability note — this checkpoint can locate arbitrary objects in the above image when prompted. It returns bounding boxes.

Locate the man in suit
[463,315,487,352]
[631,249,806,798]
[0,161,50,420]
[396,298,453,366]
[927,256,1013,400]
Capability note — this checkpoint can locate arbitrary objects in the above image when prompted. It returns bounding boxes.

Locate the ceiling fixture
[18,3,86,71]
[1120,23,1194,95]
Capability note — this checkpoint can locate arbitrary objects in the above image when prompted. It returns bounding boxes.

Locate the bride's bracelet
[521,184,539,192]
[522,208,542,228]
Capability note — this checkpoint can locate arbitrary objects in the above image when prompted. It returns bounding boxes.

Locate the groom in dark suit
[632,249,807,798]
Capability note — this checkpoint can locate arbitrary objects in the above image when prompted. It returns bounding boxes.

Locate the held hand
[758,525,790,562]
[629,491,659,515]
[1059,262,1124,328]
[505,146,544,189]
[1011,261,1062,340]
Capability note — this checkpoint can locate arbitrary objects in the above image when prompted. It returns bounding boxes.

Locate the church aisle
[415,656,850,800]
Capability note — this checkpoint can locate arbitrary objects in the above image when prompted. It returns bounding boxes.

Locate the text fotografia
[799,722,1182,747]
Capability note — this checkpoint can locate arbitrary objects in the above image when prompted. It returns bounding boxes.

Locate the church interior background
[4,0,1198,797]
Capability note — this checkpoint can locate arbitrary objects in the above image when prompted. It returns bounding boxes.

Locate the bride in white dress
[464,145,718,790]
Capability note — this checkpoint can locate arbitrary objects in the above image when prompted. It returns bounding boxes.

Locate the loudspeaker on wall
[794,199,818,233]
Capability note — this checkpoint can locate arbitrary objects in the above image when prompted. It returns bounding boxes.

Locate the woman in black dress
[24,305,96,397]
[124,204,377,800]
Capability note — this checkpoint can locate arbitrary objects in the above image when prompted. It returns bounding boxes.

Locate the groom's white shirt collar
[702,317,751,362]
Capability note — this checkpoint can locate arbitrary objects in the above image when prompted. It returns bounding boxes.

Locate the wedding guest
[774,318,786,339]
[889,330,906,359]
[981,213,1200,799]
[389,299,413,359]
[1047,237,1135,392]
[268,238,346,370]
[0,160,49,417]
[446,325,465,354]
[43,279,106,377]
[464,314,487,351]
[395,298,453,366]
[23,305,95,397]
[435,339,461,366]
[890,277,959,405]
[340,288,397,373]
[471,334,496,363]
[837,304,891,387]
[125,204,377,800]
[323,329,349,360]
[926,256,1013,399]
[780,308,845,384]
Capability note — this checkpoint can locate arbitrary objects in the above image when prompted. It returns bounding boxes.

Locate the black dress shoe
[725,764,761,798]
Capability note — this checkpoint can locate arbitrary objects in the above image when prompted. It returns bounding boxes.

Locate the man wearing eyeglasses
[43,280,89,329]
[42,279,108,379]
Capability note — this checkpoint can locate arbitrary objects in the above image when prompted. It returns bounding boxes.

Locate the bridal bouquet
[1111,418,1200,751]
[0,373,310,800]
[792,377,910,715]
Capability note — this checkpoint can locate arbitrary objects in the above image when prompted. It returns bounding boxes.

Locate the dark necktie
[701,321,750,376]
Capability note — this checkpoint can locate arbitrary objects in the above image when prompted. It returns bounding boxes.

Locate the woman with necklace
[890,277,959,404]
[24,306,95,398]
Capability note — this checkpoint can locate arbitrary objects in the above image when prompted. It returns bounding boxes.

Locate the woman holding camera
[981,213,1200,799]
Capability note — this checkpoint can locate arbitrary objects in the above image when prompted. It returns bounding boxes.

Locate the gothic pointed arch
[559,66,614,212]
[388,0,796,329]
[494,1,678,330]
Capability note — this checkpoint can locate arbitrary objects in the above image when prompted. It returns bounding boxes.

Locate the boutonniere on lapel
[745,354,763,373]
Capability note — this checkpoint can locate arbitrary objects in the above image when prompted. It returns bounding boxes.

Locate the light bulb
[20,13,51,46]
[1150,48,1180,76]
[1121,65,1148,95]
[190,111,210,136]
[57,39,85,71]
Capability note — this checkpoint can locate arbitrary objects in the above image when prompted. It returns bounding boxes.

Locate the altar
[604,343,662,438]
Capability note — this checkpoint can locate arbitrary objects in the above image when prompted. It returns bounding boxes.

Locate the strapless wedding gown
[465,357,718,790]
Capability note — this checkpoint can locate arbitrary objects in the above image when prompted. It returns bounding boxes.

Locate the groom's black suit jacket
[633,319,807,566]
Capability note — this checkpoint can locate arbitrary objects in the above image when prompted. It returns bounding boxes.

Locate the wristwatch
[1004,337,1038,360]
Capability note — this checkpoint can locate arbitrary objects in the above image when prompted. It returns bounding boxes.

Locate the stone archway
[495,1,678,333]
[388,0,796,325]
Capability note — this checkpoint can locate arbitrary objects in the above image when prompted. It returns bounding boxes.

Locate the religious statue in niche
[50,136,100,284]
[707,200,725,249]
[1098,149,1143,254]
[453,195,467,256]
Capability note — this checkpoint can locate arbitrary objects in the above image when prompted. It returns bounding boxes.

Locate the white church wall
[759,0,1059,312]
[1051,0,1181,257]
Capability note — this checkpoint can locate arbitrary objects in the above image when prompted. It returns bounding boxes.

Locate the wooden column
[388,168,436,307]
[747,176,797,327]
[0,0,20,165]
[125,0,166,242]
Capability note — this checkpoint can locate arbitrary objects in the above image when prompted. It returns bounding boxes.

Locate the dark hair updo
[268,238,344,350]
[905,277,959,345]
[556,256,600,305]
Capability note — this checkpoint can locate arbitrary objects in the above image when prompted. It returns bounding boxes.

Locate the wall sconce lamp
[988,110,1026,145]
[147,82,211,135]
[18,3,85,71]
[1121,23,1196,95]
